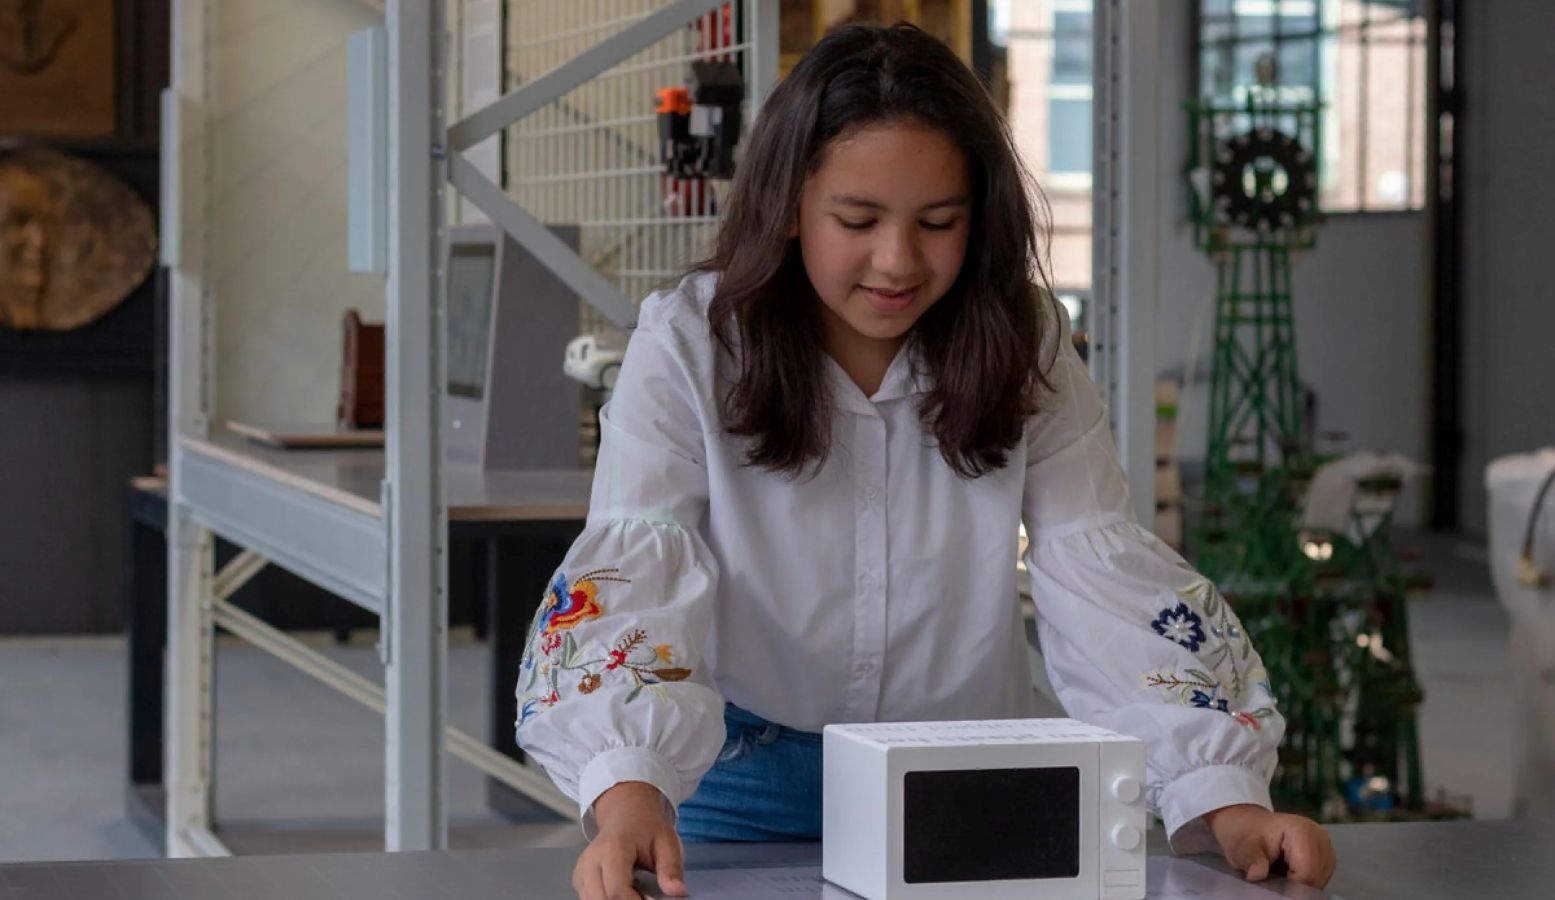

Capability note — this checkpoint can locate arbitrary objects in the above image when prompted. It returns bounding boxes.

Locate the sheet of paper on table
[642,859,1335,900]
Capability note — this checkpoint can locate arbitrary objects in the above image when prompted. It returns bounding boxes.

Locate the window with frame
[993,0,1095,188]
[1047,2,1094,181]
[990,0,1095,297]
[1198,0,1427,212]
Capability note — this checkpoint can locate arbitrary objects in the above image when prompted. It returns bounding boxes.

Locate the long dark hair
[700,22,1058,479]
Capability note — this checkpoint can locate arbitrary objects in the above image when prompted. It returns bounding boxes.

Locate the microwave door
[902,766,1082,884]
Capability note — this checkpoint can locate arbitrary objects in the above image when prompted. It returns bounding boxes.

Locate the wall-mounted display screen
[447,243,497,399]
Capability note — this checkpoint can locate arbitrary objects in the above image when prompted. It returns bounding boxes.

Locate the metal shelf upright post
[164,0,449,855]
[161,0,778,857]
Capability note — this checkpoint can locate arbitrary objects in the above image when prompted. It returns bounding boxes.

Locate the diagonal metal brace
[446,0,729,152]
[443,0,733,330]
[449,155,640,328]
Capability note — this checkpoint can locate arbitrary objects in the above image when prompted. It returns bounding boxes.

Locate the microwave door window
[903,766,1081,884]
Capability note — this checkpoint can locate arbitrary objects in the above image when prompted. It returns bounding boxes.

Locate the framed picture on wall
[0,0,119,139]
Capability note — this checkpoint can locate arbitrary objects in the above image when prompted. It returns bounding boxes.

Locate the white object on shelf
[823,718,1146,900]
[563,333,626,392]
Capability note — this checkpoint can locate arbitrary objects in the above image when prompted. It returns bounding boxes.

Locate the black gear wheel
[1211,127,1318,234]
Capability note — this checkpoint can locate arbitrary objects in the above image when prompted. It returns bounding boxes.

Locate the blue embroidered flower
[1190,689,1230,713]
[1151,602,1207,651]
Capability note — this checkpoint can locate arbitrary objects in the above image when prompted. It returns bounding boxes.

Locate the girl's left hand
[1203,803,1337,888]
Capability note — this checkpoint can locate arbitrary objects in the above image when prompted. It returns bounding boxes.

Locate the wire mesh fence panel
[504,0,752,334]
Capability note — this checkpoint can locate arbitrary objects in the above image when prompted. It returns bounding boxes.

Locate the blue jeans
[676,704,823,843]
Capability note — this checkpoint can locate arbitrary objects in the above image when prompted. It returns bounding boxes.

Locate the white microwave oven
[822,719,1147,900]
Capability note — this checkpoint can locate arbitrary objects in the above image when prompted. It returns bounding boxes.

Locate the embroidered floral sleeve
[517,568,695,726]
[511,293,726,835]
[1141,567,1279,731]
[1021,307,1284,856]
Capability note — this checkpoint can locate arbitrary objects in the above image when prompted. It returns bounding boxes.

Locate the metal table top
[181,434,594,521]
[3,819,1552,900]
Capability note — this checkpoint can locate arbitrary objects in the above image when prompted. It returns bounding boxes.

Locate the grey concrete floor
[1406,539,1518,819]
[0,629,581,863]
[0,533,1532,864]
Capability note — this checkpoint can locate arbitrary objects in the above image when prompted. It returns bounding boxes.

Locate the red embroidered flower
[544,573,611,634]
[606,648,628,670]
[544,690,559,706]
[1233,711,1262,731]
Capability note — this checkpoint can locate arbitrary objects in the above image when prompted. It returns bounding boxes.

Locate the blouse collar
[824,339,934,415]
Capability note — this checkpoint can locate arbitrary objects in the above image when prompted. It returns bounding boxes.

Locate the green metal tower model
[1185,72,1320,596]
[1185,66,1450,821]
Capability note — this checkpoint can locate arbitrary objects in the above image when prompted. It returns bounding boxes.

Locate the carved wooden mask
[0,148,156,331]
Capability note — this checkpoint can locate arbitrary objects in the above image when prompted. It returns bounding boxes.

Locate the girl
[516,23,1336,900]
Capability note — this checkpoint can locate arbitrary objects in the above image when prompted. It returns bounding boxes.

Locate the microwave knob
[1110,775,1142,804]
[1110,823,1143,851]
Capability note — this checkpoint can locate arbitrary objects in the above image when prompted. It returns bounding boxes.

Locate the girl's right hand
[572,781,688,900]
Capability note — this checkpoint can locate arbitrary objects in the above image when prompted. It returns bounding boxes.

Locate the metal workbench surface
[3,818,1552,899]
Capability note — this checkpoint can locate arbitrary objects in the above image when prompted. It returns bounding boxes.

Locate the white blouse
[515,272,1282,852]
